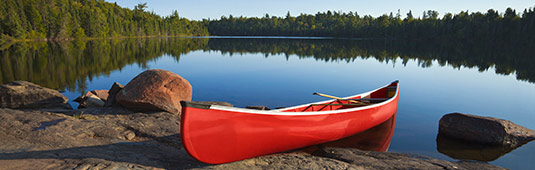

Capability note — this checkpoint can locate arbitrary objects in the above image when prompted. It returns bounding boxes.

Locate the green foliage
[207,7,535,44]
[0,34,14,44]
[0,0,208,39]
[74,28,86,38]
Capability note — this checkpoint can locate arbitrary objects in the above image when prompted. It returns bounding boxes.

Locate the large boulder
[0,81,71,110]
[439,113,535,147]
[115,69,192,114]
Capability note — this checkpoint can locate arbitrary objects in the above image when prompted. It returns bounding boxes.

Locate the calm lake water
[1,37,534,169]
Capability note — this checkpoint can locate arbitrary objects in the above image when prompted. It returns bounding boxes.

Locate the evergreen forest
[1,0,534,44]
[208,8,535,44]
[0,0,208,42]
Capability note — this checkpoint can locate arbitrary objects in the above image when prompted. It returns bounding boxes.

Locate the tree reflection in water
[1,37,533,93]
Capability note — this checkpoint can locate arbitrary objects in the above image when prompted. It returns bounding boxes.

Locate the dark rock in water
[104,82,124,107]
[116,69,192,115]
[436,133,518,162]
[439,113,535,147]
[245,106,271,110]
[194,101,233,107]
[0,81,71,110]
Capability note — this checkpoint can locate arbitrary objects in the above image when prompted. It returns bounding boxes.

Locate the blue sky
[106,0,534,20]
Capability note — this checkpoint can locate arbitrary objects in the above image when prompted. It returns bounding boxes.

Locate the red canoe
[180,80,400,164]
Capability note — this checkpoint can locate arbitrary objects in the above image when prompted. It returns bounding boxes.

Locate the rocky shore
[1,69,525,170]
[0,107,508,170]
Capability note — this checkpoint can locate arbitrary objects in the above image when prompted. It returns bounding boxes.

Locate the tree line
[208,7,535,43]
[0,0,208,42]
[1,0,533,44]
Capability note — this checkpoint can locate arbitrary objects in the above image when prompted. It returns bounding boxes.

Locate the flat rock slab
[194,153,360,170]
[312,147,506,170]
[197,148,505,170]
[439,113,535,147]
[0,108,203,169]
[0,81,71,110]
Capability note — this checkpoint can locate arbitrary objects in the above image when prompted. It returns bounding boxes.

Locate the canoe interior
[282,82,398,112]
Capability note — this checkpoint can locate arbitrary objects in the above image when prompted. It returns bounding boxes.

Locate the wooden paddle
[313,92,366,105]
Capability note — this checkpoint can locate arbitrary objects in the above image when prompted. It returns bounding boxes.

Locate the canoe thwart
[313,92,365,104]
[336,98,390,103]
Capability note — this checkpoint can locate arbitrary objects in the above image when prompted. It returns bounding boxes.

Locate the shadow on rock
[0,135,207,169]
[0,108,206,169]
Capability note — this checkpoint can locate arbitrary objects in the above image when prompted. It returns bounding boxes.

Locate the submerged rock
[0,81,71,110]
[439,113,535,147]
[436,133,518,162]
[116,69,192,115]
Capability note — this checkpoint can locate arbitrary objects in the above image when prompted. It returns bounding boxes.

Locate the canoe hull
[181,81,399,164]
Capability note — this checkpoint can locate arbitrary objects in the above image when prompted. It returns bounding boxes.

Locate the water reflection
[436,133,521,162]
[303,114,396,153]
[0,38,208,92]
[205,38,535,83]
[1,37,533,93]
